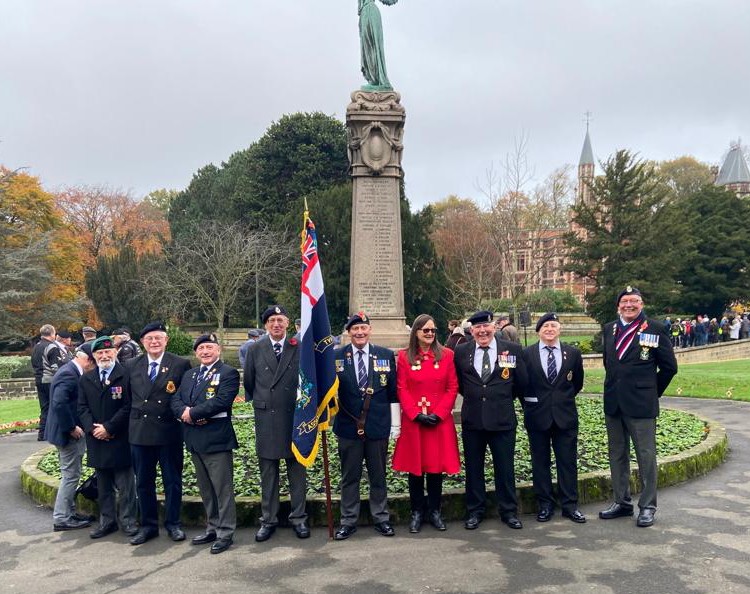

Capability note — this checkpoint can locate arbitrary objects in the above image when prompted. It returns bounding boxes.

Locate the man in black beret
[244,305,308,542]
[454,310,528,530]
[125,322,192,545]
[522,313,586,524]
[599,287,677,527]
[171,333,240,554]
[77,336,138,539]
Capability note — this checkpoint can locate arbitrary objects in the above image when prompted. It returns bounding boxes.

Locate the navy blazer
[602,316,678,418]
[45,361,84,447]
[332,343,397,440]
[521,342,584,432]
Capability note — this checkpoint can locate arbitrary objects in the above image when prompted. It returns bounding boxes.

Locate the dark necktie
[480,347,491,383]
[149,361,158,383]
[273,342,282,361]
[545,345,558,382]
[199,366,208,382]
[101,369,108,385]
[357,350,367,391]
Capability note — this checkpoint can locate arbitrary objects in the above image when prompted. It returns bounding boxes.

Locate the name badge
[524,396,538,403]
[639,333,659,348]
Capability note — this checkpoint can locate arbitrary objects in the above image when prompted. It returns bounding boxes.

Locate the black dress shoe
[409,511,423,534]
[562,509,587,524]
[210,537,232,554]
[599,502,634,520]
[293,521,310,539]
[122,525,139,537]
[168,527,186,542]
[536,507,554,522]
[72,512,96,523]
[54,518,92,531]
[90,523,118,539]
[130,529,159,545]
[501,515,523,529]
[191,531,217,545]
[373,521,395,536]
[464,514,483,530]
[636,508,656,527]
[334,525,357,541]
[429,510,447,531]
[255,524,276,542]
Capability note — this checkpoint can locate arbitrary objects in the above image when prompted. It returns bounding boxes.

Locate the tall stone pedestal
[345,90,409,349]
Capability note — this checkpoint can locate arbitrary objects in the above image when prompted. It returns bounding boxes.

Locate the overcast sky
[2,0,748,209]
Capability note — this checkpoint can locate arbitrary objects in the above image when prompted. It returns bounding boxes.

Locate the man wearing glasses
[599,287,677,528]
[454,310,528,531]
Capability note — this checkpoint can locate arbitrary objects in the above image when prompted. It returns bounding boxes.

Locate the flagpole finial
[304,196,309,212]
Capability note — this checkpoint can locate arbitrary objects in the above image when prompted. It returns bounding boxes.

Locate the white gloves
[389,402,401,440]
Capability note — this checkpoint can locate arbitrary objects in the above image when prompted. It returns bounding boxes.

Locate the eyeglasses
[619,299,642,305]
[420,328,437,334]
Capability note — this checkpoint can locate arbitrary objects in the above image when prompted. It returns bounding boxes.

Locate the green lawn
[583,359,750,401]
[0,399,40,424]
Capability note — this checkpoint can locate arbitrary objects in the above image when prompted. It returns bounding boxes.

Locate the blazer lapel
[261,337,279,372]
[272,338,294,387]
[344,345,358,385]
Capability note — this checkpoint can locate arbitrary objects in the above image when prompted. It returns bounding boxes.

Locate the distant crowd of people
[664,313,750,348]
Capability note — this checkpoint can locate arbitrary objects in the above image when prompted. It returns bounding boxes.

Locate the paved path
[2,397,749,594]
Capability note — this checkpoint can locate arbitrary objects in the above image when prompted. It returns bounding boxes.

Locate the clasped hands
[415,413,440,426]
[180,407,207,425]
[92,423,112,440]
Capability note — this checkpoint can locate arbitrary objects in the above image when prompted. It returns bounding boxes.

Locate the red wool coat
[392,348,461,475]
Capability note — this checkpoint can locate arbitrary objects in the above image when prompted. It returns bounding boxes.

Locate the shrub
[0,356,31,379]
[166,326,194,356]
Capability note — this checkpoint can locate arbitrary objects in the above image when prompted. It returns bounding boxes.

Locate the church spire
[577,112,595,204]
[716,140,750,198]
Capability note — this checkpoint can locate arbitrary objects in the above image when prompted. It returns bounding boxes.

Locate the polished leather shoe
[334,524,357,541]
[122,525,139,537]
[293,521,310,539]
[599,502,634,520]
[168,527,186,542]
[373,521,395,536]
[54,517,92,531]
[464,514,483,530]
[562,509,587,524]
[210,537,232,554]
[191,531,217,545]
[429,510,447,531]
[90,523,118,539]
[501,515,523,529]
[636,508,656,527]
[72,512,96,523]
[409,511,423,534]
[130,529,159,545]
[536,507,554,522]
[255,524,276,542]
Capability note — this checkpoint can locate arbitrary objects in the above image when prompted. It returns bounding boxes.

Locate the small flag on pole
[292,208,339,467]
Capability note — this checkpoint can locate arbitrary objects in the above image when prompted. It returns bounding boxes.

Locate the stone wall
[582,338,750,369]
[0,378,37,400]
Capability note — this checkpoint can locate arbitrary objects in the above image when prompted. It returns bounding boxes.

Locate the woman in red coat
[392,314,460,533]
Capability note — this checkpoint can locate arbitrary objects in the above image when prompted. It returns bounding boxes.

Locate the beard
[96,361,115,371]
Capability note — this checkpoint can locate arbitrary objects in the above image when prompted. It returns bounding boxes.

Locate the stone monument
[346,91,408,347]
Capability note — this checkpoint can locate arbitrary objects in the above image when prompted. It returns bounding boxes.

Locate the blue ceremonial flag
[292,210,339,467]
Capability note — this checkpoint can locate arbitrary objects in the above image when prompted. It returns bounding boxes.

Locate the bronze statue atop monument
[358,0,398,91]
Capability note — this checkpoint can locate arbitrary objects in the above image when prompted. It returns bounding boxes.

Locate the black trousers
[36,381,50,437]
[527,423,578,512]
[131,442,184,531]
[462,427,517,518]
[408,473,443,513]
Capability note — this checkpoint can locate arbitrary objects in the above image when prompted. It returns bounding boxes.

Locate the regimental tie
[480,347,491,383]
[199,366,208,381]
[357,350,367,391]
[273,342,282,361]
[149,361,158,383]
[100,369,107,385]
[545,345,558,383]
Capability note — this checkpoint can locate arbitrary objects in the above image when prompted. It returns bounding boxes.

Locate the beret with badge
[193,333,220,351]
[467,310,494,326]
[91,336,116,352]
[345,311,371,331]
[139,321,168,339]
[261,305,288,324]
[616,285,642,305]
[535,312,560,333]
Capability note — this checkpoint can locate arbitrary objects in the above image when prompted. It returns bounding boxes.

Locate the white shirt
[473,340,497,377]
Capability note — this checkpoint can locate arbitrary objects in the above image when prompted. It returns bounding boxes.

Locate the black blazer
[126,352,192,446]
[522,342,584,432]
[77,363,132,469]
[243,336,299,459]
[602,316,678,418]
[332,343,397,440]
[46,361,83,447]
[454,338,528,431]
[171,360,239,455]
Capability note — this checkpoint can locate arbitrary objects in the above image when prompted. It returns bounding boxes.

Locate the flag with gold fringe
[291,209,339,467]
